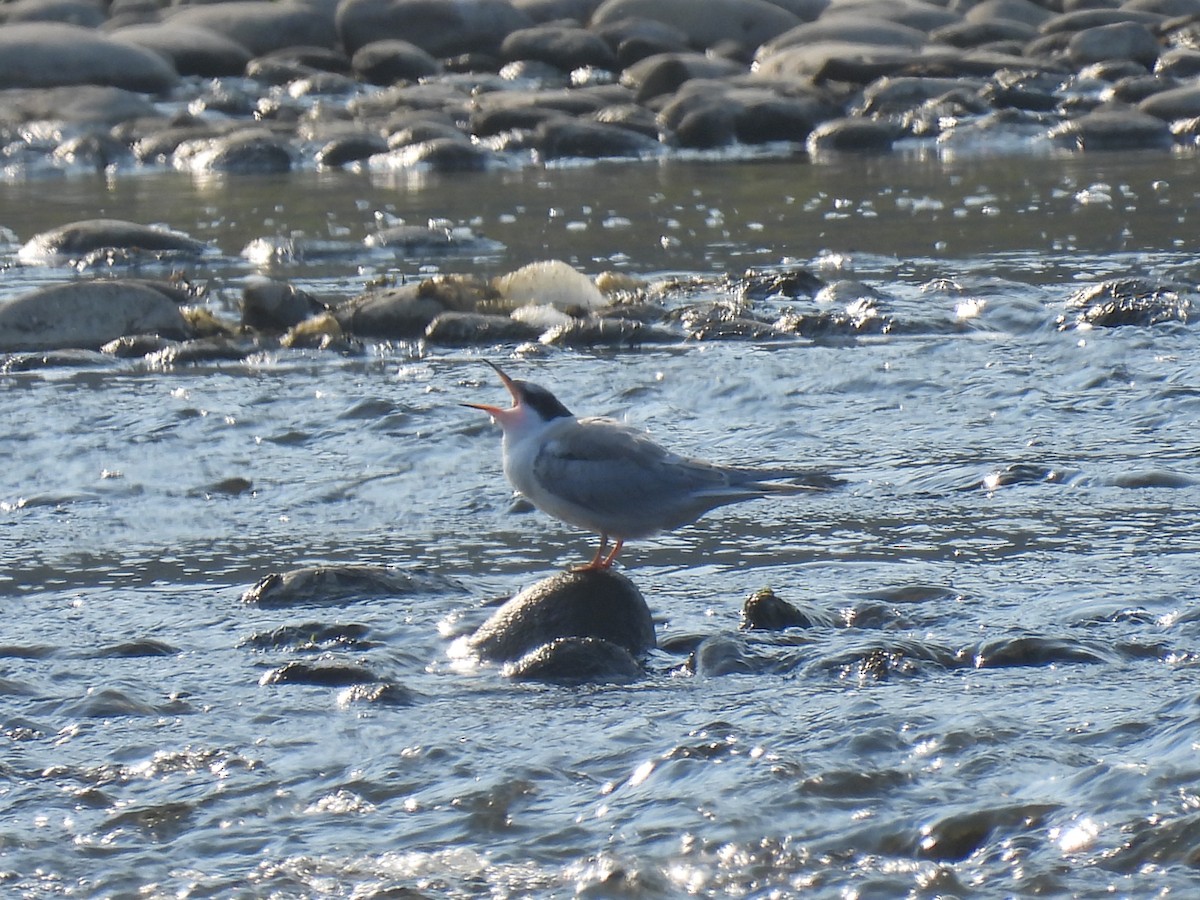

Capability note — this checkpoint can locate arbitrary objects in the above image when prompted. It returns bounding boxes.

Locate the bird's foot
[569,560,612,573]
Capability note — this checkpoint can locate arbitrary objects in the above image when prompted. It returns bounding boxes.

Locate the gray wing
[531,418,780,533]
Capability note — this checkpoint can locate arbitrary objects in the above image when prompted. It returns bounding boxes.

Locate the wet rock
[503,636,643,682]
[738,266,824,301]
[281,312,358,351]
[468,569,656,663]
[17,219,208,265]
[471,103,564,136]
[729,87,830,144]
[592,16,691,67]
[97,638,181,658]
[741,588,835,630]
[919,803,1060,862]
[831,0,959,31]
[806,116,898,154]
[1,0,107,27]
[365,224,501,256]
[259,661,379,686]
[165,1,337,57]
[334,284,452,340]
[970,462,1071,490]
[381,136,496,172]
[592,0,801,52]
[762,18,930,56]
[691,635,759,676]
[386,117,466,147]
[241,624,372,652]
[336,0,534,57]
[0,22,179,92]
[351,39,442,84]
[0,280,191,352]
[258,45,353,76]
[621,52,745,103]
[533,117,661,159]
[132,122,228,164]
[143,336,261,367]
[241,279,327,332]
[541,317,679,346]
[1067,21,1161,68]
[1051,109,1171,151]
[501,25,619,71]
[1155,47,1200,78]
[241,564,460,607]
[174,128,295,174]
[1102,74,1180,105]
[966,0,1055,29]
[1059,278,1191,327]
[681,305,783,341]
[817,638,957,682]
[930,18,1037,48]
[110,23,255,78]
[100,334,175,357]
[657,81,825,148]
[754,40,926,84]
[1138,83,1200,119]
[857,75,978,117]
[315,133,390,167]
[592,102,660,137]
[424,311,543,345]
[1040,8,1166,35]
[337,682,416,705]
[2,348,116,372]
[967,634,1112,668]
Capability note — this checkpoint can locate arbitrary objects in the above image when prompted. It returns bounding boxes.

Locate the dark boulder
[242,279,326,331]
[468,569,656,663]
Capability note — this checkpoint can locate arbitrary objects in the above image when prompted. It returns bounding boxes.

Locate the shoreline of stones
[0,217,1192,365]
[5,0,1200,179]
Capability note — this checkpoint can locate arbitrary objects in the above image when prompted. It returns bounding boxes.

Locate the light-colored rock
[0,281,191,352]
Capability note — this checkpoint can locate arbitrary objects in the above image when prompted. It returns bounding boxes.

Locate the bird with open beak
[464,361,821,570]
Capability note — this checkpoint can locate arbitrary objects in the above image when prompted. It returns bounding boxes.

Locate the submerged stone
[259,661,379,686]
[741,588,835,630]
[503,636,644,683]
[241,564,461,607]
[1059,278,1191,327]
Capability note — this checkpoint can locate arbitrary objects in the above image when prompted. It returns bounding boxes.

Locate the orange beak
[462,360,521,419]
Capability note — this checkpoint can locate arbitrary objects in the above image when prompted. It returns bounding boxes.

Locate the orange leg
[599,538,624,568]
[572,533,610,572]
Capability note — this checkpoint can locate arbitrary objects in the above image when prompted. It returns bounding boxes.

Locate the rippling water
[4,151,1200,896]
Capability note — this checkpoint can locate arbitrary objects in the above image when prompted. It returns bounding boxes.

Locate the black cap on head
[516,380,573,421]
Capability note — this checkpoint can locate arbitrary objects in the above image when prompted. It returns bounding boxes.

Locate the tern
[464,361,827,570]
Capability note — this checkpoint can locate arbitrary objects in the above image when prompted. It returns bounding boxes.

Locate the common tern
[464,361,824,570]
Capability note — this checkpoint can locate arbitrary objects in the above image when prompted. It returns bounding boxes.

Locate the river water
[3,146,1200,897]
